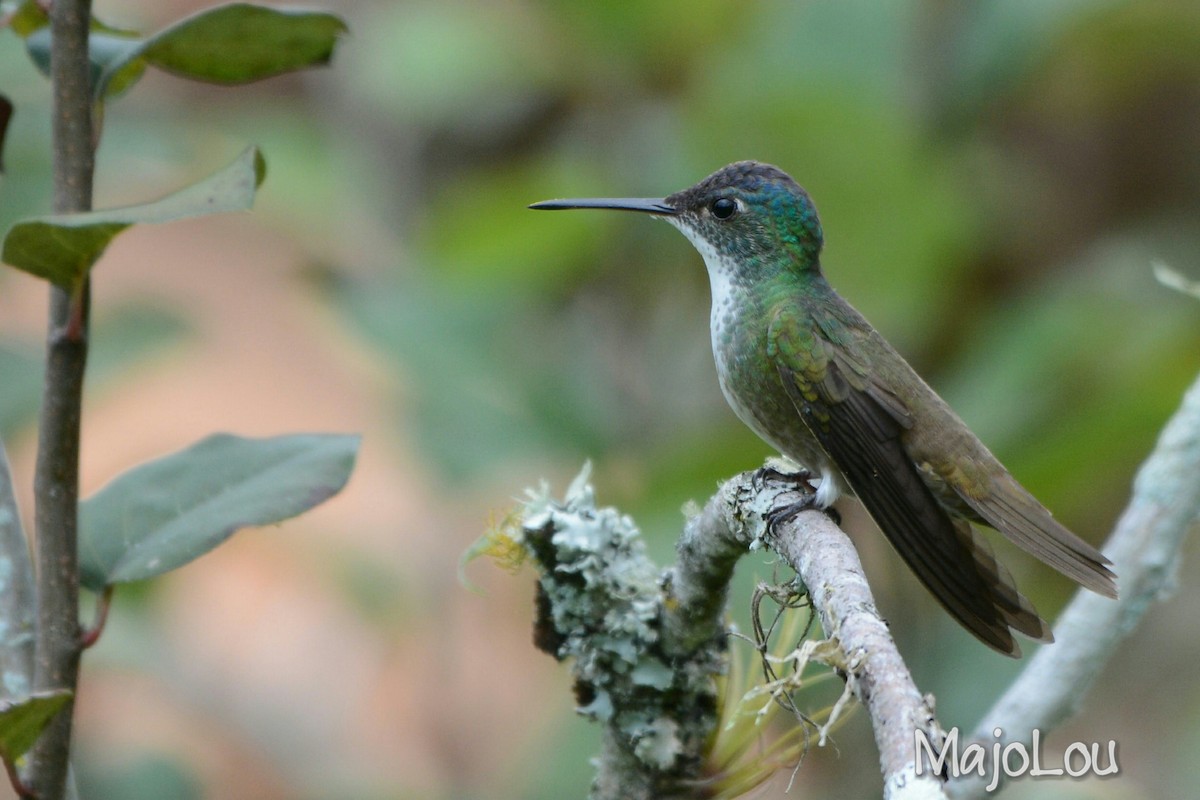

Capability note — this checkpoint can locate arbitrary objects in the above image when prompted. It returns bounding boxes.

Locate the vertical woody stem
[28,1,94,796]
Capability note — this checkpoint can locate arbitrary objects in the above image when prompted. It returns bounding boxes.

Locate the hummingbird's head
[662,161,823,272]
[529,161,824,277]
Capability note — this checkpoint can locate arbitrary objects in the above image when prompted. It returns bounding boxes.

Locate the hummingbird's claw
[752,463,812,494]
[751,467,767,493]
[765,497,820,534]
[753,464,821,538]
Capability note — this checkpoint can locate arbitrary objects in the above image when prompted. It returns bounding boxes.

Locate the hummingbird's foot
[752,464,826,534]
[752,463,813,494]
[765,496,820,533]
[822,506,842,526]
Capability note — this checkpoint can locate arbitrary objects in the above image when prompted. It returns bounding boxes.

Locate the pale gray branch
[949,368,1200,798]
[757,476,949,800]
[673,470,949,798]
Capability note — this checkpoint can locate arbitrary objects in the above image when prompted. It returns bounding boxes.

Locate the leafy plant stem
[28,0,95,796]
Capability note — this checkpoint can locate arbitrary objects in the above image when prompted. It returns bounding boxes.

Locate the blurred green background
[2,0,1199,797]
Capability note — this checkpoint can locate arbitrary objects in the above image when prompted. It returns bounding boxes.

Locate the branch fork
[515,465,948,799]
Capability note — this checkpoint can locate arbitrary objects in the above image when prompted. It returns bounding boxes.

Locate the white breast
[664,217,845,507]
[665,219,763,435]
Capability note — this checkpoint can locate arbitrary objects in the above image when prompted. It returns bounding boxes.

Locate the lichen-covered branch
[513,465,949,798]
[518,468,724,800]
[948,368,1200,799]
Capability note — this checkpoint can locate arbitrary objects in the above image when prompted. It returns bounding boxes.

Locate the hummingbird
[530,161,1116,656]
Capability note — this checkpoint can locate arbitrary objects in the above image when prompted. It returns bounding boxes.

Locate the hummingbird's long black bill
[529,197,677,215]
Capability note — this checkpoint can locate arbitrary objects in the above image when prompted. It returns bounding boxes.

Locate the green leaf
[4,0,50,38]
[79,433,360,591]
[0,146,266,288]
[12,3,343,100]
[19,7,144,90]
[95,3,348,99]
[0,691,72,763]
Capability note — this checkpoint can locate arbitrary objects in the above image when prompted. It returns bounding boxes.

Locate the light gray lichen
[517,465,722,790]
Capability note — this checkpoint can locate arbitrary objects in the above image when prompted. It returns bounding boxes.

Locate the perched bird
[531,161,1116,656]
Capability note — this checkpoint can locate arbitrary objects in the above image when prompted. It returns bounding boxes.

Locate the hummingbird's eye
[710,197,737,220]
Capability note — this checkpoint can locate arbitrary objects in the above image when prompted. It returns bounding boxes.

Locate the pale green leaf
[0,146,265,288]
[79,433,360,590]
